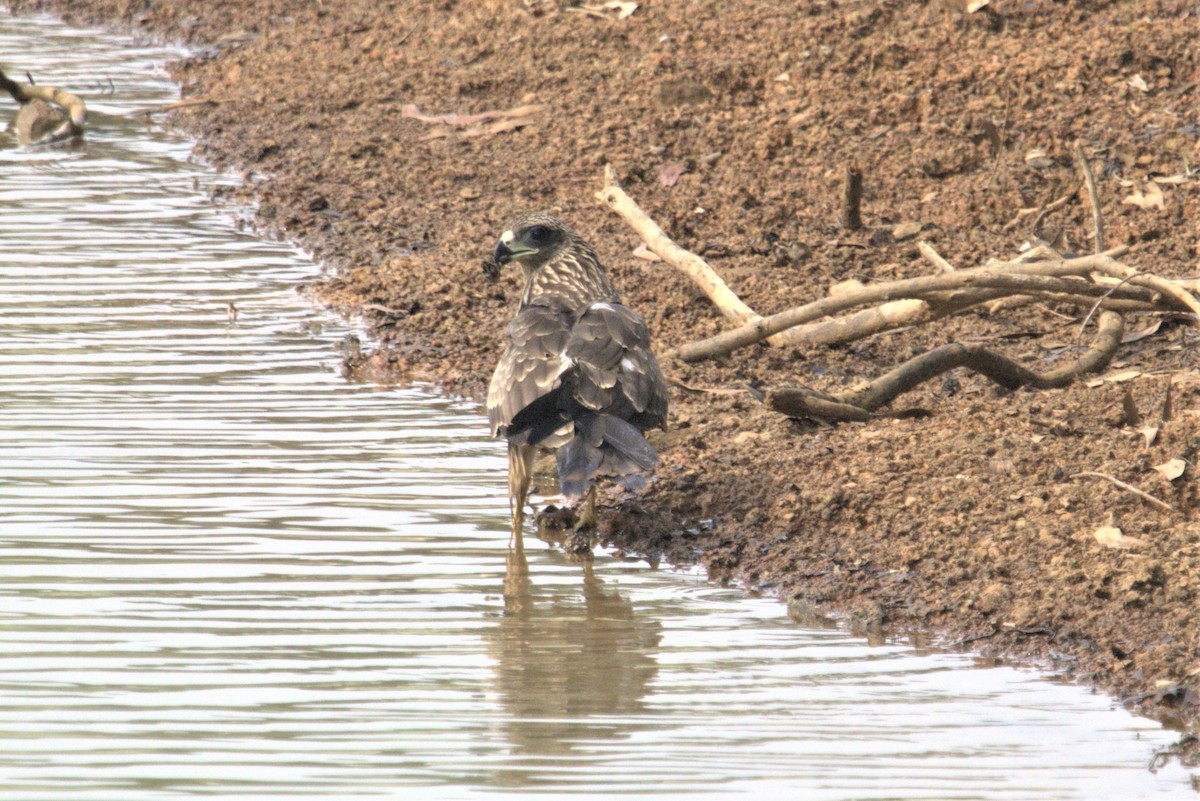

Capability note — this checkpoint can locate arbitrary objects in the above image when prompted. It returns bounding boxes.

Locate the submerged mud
[9,0,1200,761]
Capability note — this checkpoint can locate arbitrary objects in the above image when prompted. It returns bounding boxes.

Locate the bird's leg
[564,486,599,560]
[507,443,535,543]
[574,485,598,533]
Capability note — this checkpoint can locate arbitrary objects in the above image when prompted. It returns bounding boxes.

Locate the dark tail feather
[557,435,602,498]
[557,414,658,499]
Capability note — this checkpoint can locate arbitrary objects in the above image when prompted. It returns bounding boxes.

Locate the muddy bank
[8,0,1200,761]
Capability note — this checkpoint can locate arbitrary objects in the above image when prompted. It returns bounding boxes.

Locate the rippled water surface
[0,11,1193,800]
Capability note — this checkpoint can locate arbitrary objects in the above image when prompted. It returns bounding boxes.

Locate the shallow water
[0,11,1193,800]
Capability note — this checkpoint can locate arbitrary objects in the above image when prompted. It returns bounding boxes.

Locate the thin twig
[1077,272,1143,354]
[1074,141,1104,255]
[1070,471,1177,515]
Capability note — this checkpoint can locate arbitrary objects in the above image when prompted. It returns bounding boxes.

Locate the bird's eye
[526,225,552,243]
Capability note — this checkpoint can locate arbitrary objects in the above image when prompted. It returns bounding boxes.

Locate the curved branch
[766,311,1124,420]
[0,66,86,144]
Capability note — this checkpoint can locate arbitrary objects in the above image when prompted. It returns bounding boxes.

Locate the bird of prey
[487,214,668,537]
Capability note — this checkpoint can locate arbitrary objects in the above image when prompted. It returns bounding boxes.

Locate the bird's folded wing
[566,302,669,427]
[487,301,573,436]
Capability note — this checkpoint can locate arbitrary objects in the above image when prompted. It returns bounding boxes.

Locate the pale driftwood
[1074,141,1104,255]
[1,67,86,145]
[766,311,1124,421]
[666,254,1146,362]
[775,299,932,346]
[596,164,764,329]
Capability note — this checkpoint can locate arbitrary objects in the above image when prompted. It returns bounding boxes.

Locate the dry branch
[766,311,1124,421]
[596,164,764,329]
[667,254,1150,363]
[1086,261,1200,321]
[0,66,86,145]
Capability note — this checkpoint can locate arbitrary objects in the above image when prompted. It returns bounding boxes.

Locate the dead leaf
[966,0,990,12]
[1121,319,1162,343]
[1140,426,1160,447]
[1153,458,1187,481]
[1128,74,1150,93]
[609,1,639,18]
[1108,369,1143,383]
[1024,147,1054,169]
[632,243,661,262]
[657,161,687,187]
[1122,181,1165,210]
[1094,524,1145,550]
[1121,386,1142,426]
[570,1,638,19]
[1155,172,1194,186]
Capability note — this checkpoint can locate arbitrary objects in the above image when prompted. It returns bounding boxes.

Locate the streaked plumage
[486,214,668,535]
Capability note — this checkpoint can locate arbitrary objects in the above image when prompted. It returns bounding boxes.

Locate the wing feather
[489,287,669,445]
[487,300,573,437]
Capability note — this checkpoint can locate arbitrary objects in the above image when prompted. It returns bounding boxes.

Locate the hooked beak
[492,240,537,267]
[492,240,515,267]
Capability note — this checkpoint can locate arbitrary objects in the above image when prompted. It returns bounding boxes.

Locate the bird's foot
[574,487,598,533]
[563,488,599,559]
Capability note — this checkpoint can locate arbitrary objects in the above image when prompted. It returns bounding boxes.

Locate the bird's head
[489,214,573,277]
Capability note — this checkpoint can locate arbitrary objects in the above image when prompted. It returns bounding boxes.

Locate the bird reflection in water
[486,536,662,786]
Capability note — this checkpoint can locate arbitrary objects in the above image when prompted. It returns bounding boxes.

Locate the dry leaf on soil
[1121,386,1142,426]
[1140,426,1160,447]
[1153,458,1187,482]
[1122,181,1165,210]
[571,1,638,19]
[1094,524,1145,550]
[1121,319,1163,343]
[657,161,687,187]
[1086,369,1143,388]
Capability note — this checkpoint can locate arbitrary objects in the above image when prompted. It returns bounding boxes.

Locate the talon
[574,486,598,533]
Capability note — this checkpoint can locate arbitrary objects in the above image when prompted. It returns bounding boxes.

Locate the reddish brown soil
[11,0,1200,763]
